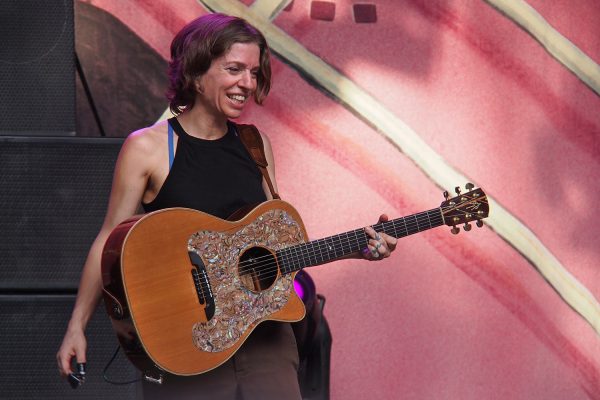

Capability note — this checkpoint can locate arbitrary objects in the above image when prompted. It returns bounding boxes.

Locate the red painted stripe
[411,0,600,164]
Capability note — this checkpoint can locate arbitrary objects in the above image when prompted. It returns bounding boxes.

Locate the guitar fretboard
[276,208,444,273]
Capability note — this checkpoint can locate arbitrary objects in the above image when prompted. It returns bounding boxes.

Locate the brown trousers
[141,322,302,400]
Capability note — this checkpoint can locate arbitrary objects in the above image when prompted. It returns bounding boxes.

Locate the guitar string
[242,212,445,282]
[192,210,447,295]
[192,208,480,299]
[233,211,436,277]
[221,212,444,294]
[232,201,475,273]
[193,204,484,296]
[192,213,439,296]
[193,196,487,294]
[191,199,485,296]
[192,209,455,296]
[239,209,444,272]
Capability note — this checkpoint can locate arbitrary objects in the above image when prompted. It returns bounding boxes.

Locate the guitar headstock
[440,183,489,234]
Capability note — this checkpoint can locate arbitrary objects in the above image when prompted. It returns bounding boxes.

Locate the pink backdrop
[83,1,600,398]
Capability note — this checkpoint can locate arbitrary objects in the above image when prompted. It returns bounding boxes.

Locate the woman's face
[195,42,261,120]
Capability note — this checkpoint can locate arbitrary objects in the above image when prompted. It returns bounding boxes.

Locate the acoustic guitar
[101,184,488,379]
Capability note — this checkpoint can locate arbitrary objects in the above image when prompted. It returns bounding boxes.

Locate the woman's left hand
[362,214,398,261]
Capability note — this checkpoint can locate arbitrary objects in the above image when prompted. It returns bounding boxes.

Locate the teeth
[229,94,246,102]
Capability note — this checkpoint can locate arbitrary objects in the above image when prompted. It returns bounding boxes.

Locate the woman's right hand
[55,127,157,380]
[56,327,87,377]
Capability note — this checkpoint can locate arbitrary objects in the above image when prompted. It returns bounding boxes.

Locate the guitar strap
[235,124,281,200]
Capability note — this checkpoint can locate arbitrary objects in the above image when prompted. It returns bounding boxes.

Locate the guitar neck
[277,208,444,273]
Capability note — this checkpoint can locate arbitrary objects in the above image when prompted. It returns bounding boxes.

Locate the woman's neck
[177,107,228,140]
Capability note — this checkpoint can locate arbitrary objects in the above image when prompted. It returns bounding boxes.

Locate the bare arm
[56,132,156,377]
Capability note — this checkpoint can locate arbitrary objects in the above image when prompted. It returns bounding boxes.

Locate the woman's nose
[239,70,256,89]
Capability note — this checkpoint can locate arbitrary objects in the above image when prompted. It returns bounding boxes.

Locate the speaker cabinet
[0,0,75,135]
[0,136,123,290]
[0,295,138,399]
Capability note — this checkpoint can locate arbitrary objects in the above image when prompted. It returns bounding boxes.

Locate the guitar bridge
[188,251,215,321]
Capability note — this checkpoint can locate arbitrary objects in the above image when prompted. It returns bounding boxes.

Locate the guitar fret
[311,241,320,264]
[414,215,420,232]
[313,240,320,264]
[422,212,432,230]
[285,250,294,274]
[315,240,322,264]
[285,247,293,272]
[278,249,285,274]
[315,239,322,264]
[286,246,295,271]
[404,217,416,236]
[417,214,425,231]
[304,243,312,268]
[336,234,344,257]
[287,250,295,274]
[303,242,312,268]
[290,245,301,271]
[318,239,327,261]
[322,238,329,260]
[318,239,326,263]
[286,247,293,271]
[279,250,287,274]
[327,237,336,259]
[355,230,365,253]
[390,220,398,238]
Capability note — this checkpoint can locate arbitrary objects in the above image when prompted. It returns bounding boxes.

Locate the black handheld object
[68,363,86,389]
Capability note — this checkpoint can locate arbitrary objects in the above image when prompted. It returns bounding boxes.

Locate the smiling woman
[56,12,397,400]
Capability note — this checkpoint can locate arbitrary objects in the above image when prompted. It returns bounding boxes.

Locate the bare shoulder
[113,120,170,179]
[122,120,169,155]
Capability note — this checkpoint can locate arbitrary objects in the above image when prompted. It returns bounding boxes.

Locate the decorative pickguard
[188,208,305,353]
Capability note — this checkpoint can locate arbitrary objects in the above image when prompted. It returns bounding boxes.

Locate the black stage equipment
[0,136,123,290]
[0,0,75,135]
[0,295,138,399]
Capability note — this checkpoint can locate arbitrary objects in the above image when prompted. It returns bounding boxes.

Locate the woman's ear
[194,77,204,94]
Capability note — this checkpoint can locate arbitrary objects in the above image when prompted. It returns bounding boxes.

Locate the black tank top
[142,118,267,219]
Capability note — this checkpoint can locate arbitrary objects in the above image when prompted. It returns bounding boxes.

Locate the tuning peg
[476,220,484,228]
[463,222,472,231]
[455,186,461,195]
[465,183,474,191]
[443,190,449,200]
[451,226,460,235]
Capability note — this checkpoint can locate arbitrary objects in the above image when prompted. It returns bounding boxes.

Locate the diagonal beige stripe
[250,0,292,21]
[191,0,600,336]
[484,0,600,97]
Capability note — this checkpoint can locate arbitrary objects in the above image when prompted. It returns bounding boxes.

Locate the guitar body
[101,200,307,376]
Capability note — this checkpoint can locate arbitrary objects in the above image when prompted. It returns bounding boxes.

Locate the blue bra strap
[168,121,174,170]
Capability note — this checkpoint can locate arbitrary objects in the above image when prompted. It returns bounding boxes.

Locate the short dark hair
[166,13,272,115]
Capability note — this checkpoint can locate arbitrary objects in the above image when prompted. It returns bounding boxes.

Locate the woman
[57,13,397,399]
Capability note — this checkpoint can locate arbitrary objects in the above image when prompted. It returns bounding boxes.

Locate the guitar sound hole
[238,246,278,292]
